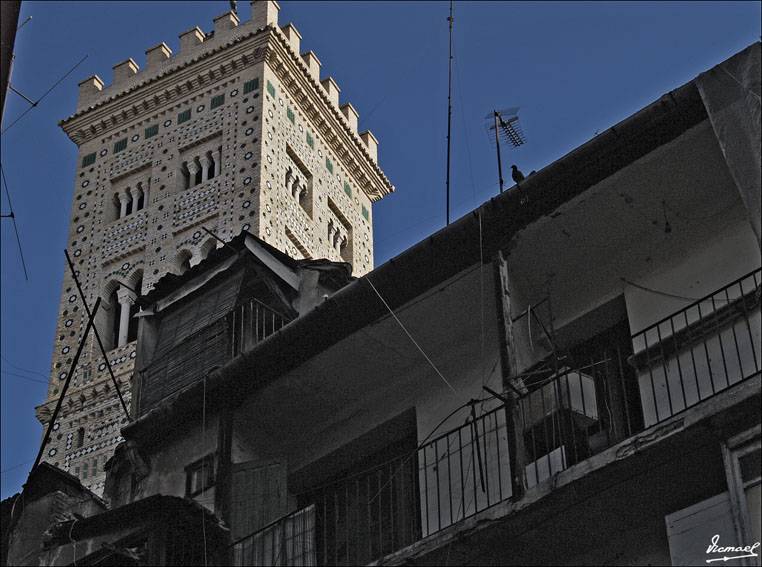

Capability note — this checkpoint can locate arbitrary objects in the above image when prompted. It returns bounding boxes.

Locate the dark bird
[511,165,525,184]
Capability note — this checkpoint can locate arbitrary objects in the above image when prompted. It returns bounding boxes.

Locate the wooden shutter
[231,459,288,540]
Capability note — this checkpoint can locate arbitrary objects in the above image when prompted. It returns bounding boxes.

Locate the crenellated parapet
[59,0,393,199]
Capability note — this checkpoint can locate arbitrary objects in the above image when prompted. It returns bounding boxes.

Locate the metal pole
[31,298,102,473]
[494,111,504,193]
[65,250,131,421]
[445,0,454,225]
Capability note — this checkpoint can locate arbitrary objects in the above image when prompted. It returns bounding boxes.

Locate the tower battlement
[71,1,376,154]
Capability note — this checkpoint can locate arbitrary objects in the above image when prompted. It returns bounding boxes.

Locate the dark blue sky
[1,1,759,499]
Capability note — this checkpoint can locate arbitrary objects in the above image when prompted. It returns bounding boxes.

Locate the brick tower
[36,0,394,495]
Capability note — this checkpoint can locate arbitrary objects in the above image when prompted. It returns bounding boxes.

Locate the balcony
[230,453,419,566]
[226,270,760,564]
[631,269,760,427]
[138,296,292,416]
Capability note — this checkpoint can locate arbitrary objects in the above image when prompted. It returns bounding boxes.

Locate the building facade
[35,0,393,495]
[8,41,758,567]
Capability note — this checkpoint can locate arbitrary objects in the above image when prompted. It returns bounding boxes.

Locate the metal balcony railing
[230,454,419,566]
[517,347,638,488]
[418,405,511,536]
[630,268,760,427]
[231,505,317,566]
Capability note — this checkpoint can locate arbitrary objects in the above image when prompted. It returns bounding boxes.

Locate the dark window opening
[186,454,216,497]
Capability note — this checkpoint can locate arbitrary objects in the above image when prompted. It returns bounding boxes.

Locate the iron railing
[630,269,760,427]
[418,405,511,536]
[230,297,292,357]
[231,505,317,566]
[230,454,419,566]
[517,347,638,488]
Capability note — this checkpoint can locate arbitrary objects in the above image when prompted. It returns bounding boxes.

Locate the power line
[2,355,48,379]
[1,55,88,135]
[1,457,35,474]
[1,370,48,385]
[365,276,459,396]
[0,164,28,280]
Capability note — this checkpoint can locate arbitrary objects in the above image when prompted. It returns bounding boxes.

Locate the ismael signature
[705,534,760,563]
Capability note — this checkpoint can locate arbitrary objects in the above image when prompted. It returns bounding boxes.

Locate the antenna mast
[445,0,453,225]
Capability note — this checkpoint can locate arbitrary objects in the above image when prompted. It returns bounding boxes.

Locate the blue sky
[1,1,759,499]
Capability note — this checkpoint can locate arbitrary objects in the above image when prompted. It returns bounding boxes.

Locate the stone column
[118,191,130,218]
[200,155,211,183]
[212,150,221,178]
[292,178,300,199]
[186,161,199,188]
[327,221,336,244]
[130,185,143,213]
[116,287,137,347]
[334,230,342,252]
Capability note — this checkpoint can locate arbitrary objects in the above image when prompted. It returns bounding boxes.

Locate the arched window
[175,249,193,275]
[76,427,85,448]
[199,238,217,263]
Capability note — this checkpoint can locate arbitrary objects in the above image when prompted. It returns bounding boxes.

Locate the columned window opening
[181,146,222,190]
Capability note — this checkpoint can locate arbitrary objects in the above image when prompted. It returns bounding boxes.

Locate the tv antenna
[484,107,526,194]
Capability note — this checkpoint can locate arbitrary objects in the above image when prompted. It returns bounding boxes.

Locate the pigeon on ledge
[511,165,525,184]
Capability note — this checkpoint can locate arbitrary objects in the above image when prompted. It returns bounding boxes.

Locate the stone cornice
[59,27,271,145]
[59,26,394,201]
[266,27,394,201]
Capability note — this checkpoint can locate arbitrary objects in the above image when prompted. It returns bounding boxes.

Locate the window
[306,132,314,149]
[77,427,85,448]
[81,153,96,168]
[178,109,191,124]
[243,78,259,94]
[362,205,369,221]
[211,94,225,109]
[344,183,351,198]
[113,138,127,153]
[145,124,159,138]
[325,157,333,174]
[186,454,215,497]
[267,80,275,98]
[287,106,295,124]
[92,457,98,477]
[83,462,88,480]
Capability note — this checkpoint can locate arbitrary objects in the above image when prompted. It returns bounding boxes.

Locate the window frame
[185,452,216,498]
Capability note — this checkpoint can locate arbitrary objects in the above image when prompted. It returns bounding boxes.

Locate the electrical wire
[365,276,459,396]
[1,55,88,135]
[1,369,48,385]
[0,164,28,280]
[2,355,49,379]
[619,276,740,303]
[1,457,36,473]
